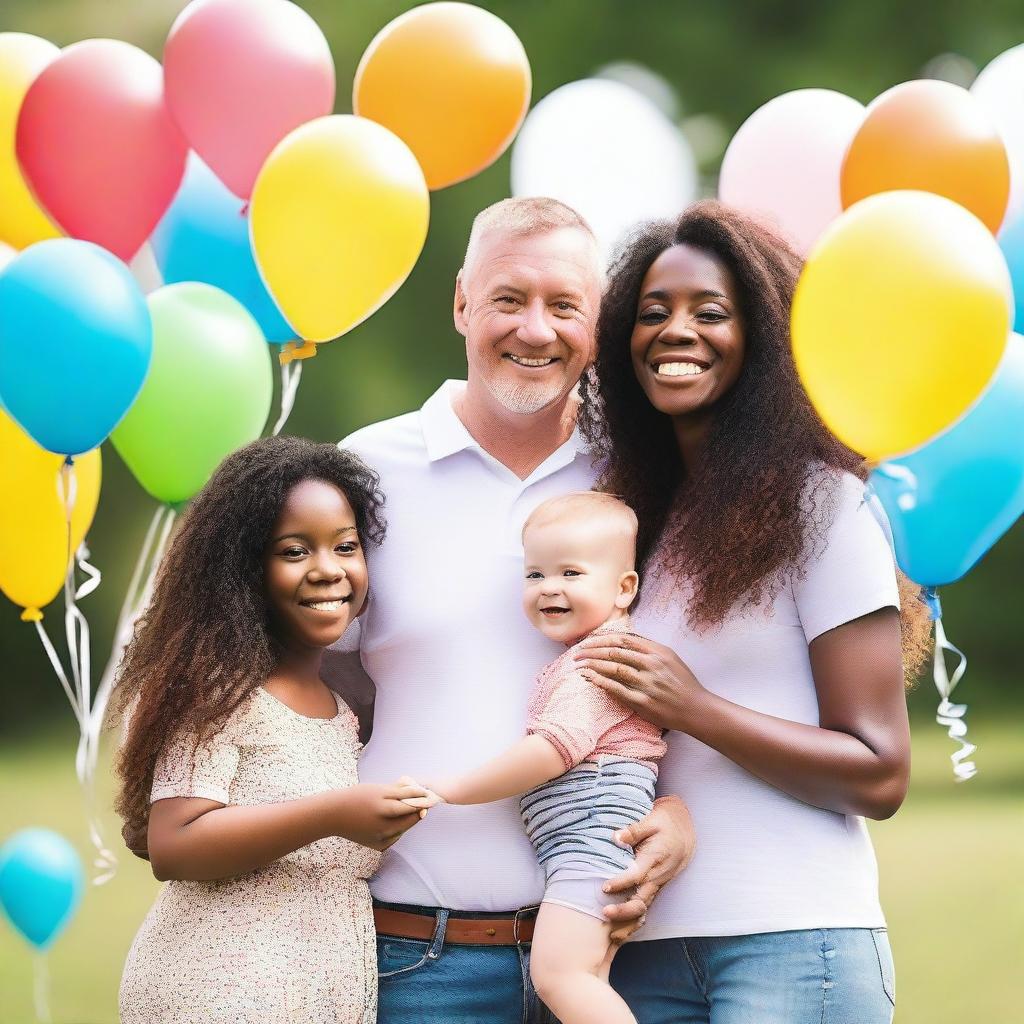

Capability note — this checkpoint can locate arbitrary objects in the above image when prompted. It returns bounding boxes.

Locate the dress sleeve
[792,472,901,644]
[527,665,633,771]
[150,721,241,806]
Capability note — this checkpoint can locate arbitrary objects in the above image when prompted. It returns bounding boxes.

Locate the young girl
[406,491,665,1024]
[114,436,432,1024]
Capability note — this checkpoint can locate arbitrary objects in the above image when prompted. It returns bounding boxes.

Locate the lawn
[1,714,1021,1023]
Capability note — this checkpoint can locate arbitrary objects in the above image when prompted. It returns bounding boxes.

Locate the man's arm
[602,795,696,943]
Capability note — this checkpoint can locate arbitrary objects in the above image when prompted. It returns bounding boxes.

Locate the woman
[576,201,931,1024]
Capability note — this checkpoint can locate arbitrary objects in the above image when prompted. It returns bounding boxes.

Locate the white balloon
[511,79,697,262]
[971,44,1024,221]
[718,89,865,255]
[0,242,16,274]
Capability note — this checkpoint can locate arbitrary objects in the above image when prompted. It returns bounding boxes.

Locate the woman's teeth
[655,362,706,376]
[304,600,346,611]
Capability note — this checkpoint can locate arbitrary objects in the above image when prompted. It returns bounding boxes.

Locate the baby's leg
[529,902,636,1024]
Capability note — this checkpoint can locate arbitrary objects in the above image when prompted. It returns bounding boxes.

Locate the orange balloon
[841,80,1010,234]
[354,2,530,191]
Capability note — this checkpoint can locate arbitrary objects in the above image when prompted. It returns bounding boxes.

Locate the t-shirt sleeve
[527,666,633,771]
[793,472,901,644]
[150,722,241,805]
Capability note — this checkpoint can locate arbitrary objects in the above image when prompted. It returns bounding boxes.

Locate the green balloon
[112,283,272,504]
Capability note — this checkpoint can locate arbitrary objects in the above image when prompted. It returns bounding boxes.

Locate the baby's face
[522,516,636,646]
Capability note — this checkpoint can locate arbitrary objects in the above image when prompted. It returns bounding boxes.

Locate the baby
[407,492,665,1024]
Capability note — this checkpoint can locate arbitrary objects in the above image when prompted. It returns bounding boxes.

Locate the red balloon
[16,39,187,262]
[164,0,336,200]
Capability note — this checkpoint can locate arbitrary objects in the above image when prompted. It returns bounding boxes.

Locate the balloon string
[272,357,303,435]
[930,604,976,782]
[33,953,51,1024]
[33,620,83,728]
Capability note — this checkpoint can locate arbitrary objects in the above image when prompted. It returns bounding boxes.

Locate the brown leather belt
[374,906,536,946]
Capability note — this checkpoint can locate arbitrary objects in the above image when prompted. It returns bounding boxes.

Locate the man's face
[454,227,601,417]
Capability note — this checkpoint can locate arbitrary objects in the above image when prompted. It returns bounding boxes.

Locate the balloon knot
[21,607,43,622]
[290,341,318,361]
[921,586,942,621]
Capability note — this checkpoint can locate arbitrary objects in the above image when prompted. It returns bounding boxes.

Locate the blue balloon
[152,155,293,344]
[0,829,83,950]
[0,239,152,456]
[869,334,1024,586]
[999,210,1024,333]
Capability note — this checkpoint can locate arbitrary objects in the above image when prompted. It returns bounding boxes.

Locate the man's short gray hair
[462,197,601,280]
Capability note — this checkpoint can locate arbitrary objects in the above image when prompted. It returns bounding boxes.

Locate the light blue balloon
[869,334,1024,586]
[0,829,83,950]
[152,154,293,344]
[998,209,1024,333]
[0,239,152,456]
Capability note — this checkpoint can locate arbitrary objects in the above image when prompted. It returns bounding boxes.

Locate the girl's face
[629,243,746,420]
[262,480,368,653]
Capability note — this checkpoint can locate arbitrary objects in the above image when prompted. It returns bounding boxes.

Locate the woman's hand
[330,782,432,851]
[394,775,447,809]
[603,795,696,943]
[574,632,706,733]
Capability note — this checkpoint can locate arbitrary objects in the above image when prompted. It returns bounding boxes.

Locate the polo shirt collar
[420,380,591,471]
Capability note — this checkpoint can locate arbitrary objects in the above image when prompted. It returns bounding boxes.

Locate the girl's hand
[394,775,447,809]
[331,783,432,851]
[573,632,706,733]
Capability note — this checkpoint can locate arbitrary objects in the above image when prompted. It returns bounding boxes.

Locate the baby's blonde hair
[523,491,638,566]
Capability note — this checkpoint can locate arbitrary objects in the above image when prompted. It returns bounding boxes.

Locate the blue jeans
[376,907,558,1024]
[610,928,896,1024]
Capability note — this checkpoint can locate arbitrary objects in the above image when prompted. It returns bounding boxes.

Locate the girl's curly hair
[111,436,386,858]
[582,200,931,678]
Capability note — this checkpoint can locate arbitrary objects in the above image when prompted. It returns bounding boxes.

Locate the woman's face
[262,480,368,653]
[629,243,746,421]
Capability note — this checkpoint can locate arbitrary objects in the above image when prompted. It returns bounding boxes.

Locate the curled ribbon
[271,356,304,436]
[924,588,977,782]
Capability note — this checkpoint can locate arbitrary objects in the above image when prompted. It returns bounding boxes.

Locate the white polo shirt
[342,380,599,911]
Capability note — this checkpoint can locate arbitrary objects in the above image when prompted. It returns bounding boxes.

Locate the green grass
[1,718,1021,1023]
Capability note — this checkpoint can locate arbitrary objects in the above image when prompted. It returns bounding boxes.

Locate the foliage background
[0,2,1022,1022]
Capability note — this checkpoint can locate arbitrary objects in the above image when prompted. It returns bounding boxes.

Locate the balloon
[112,283,273,505]
[870,335,1024,586]
[511,78,697,260]
[0,241,15,271]
[0,829,83,950]
[719,89,865,254]
[16,39,187,262]
[250,115,429,343]
[840,80,1010,235]
[354,2,530,191]
[791,191,1011,461]
[0,239,152,456]
[0,411,101,619]
[0,33,60,248]
[998,207,1024,333]
[972,44,1024,221]
[151,155,293,343]
[164,0,335,200]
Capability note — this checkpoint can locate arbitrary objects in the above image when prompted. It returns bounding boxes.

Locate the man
[328,198,695,1023]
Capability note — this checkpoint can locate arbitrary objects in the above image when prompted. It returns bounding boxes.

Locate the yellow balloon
[791,190,1011,461]
[0,410,101,619]
[250,115,429,343]
[0,32,61,249]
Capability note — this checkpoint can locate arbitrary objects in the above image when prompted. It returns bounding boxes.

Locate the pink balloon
[16,40,187,263]
[718,89,865,255]
[164,0,335,200]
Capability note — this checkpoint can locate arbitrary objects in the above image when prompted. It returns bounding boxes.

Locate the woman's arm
[409,735,567,806]
[575,607,910,820]
[148,783,428,882]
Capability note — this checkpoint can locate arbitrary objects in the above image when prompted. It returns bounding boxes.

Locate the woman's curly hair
[111,436,386,858]
[583,199,931,679]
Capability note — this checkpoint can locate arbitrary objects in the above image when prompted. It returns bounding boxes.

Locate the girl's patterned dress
[119,687,382,1023]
